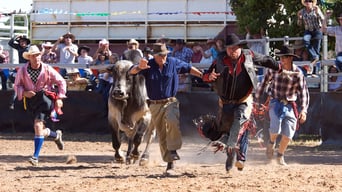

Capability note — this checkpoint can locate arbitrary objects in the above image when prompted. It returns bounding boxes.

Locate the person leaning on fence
[0,45,10,90]
[202,33,280,173]
[41,42,57,64]
[77,45,93,78]
[8,35,30,64]
[255,45,309,166]
[323,12,342,71]
[297,0,324,73]
[130,43,203,176]
[52,32,79,78]
[14,45,67,166]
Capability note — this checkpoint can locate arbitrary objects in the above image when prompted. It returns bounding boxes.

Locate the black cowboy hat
[17,35,31,45]
[275,45,299,58]
[225,33,246,47]
[77,45,91,55]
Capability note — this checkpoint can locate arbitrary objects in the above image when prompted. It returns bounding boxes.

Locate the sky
[0,0,32,13]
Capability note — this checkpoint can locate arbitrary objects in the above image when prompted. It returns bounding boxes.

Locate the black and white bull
[107,58,153,165]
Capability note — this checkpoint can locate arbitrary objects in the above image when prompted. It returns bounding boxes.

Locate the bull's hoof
[114,155,124,163]
[126,157,133,165]
[139,153,149,166]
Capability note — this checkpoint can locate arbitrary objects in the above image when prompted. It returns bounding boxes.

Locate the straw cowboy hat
[301,0,317,6]
[23,45,41,60]
[225,33,246,47]
[152,43,170,55]
[275,45,299,58]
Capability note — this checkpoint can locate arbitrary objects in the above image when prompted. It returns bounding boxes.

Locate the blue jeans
[219,101,252,162]
[303,30,322,60]
[336,52,342,72]
[0,70,8,90]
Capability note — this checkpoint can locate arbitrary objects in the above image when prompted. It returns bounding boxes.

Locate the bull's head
[108,60,134,100]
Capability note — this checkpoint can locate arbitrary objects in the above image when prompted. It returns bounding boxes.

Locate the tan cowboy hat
[127,38,139,45]
[152,43,170,55]
[301,0,317,6]
[23,45,41,60]
[62,32,76,42]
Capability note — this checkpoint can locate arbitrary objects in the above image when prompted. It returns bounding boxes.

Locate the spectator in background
[93,50,113,105]
[245,27,265,54]
[173,39,194,92]
[297,0,324,73]
[292,40,311,76]
[143,46,153,60]
[172,39,193,63]
[191,42,203,63]
[77,45,93,78]
[123,39,143,60]
[323,12,342,71]
[246,27,266,80]
[92,39,113,61]
[41,42,57,64]
[328,65,342,92]
[201,38,225,61]
[52,32,78,77]
[0,45,10,90]
[8,35,30,64]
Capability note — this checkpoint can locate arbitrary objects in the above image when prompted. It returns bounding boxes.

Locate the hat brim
[23,51,40,60]
[225,40,247,47]
[276,53,300,58]
[301,0,317,6]
[22,52,30,60]
[152,50,170,55]
[19,37,31,45]
[63,34,75,41]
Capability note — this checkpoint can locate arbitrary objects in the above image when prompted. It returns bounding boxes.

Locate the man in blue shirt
[130,43,203,175]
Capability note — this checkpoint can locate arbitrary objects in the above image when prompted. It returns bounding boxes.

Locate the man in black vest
[202,33,280,173]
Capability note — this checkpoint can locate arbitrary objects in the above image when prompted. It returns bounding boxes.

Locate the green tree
[230,0,342,38]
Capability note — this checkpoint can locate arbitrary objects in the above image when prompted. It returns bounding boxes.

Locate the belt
[220,94,252,105]
[148,97,177,105]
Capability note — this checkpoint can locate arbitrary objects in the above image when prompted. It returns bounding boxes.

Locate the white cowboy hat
[127,38,139,45]
[66,68,80,74]
[42,41,53,47]
[99,39,109,45]
[23,45,41,60]
[301,0,317,6]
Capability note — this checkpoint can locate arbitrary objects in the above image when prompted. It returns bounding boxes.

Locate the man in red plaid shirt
[255,45,309,166]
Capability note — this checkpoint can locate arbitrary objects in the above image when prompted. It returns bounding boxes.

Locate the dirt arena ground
[0,132,341,192]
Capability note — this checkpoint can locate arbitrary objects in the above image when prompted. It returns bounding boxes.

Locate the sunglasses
[305,0,313,3]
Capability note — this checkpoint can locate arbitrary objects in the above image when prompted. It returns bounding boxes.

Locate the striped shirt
[301,7,324,31]
[256,64,309,113]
